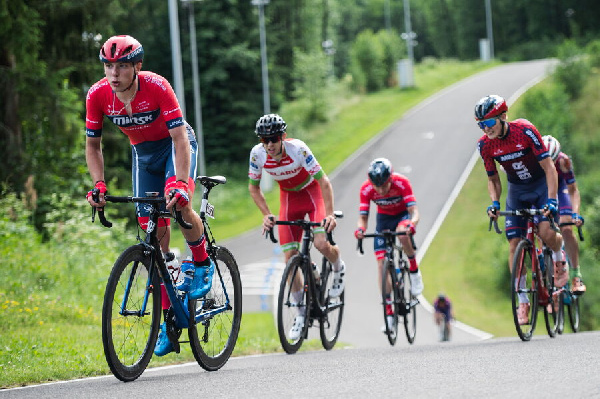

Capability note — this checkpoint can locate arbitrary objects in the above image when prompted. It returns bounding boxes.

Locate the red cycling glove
[397,219,416,235]
[354,228,365,239]
[165,180,190,208]
[87,181,107,201]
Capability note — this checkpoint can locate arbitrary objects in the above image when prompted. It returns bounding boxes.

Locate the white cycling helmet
[542,135,561,161]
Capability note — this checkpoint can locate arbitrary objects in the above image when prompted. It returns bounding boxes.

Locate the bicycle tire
[557,291,565,335]
[319,257,344,350]
[400,266,417,344]
[381,259,399,345]
[277,255,311,354]
[511,240,538,341]
[188,246,242,371]
[102,244,161,382]
[568,295,580,332]
[541,249,558,338]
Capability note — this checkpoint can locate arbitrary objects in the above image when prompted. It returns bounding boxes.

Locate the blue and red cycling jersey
[478,119,549,185]
[85,71,184,144]
[359,173,416,216]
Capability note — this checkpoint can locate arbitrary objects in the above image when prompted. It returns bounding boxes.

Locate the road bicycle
[556,221,584,335]
[357,230,418,345]
[490,208,560,341]
[93,176,242,382]
[266,212,344,354]
[437,313,450,342]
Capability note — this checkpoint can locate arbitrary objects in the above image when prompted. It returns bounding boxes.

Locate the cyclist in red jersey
[248,114,346,340]
[354,158,423,331]
[476,95,565,325]
[542,135,586,293]
[85,35,213,357]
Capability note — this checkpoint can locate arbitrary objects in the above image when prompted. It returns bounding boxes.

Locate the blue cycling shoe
[176,258,215,300]
[154,322,174,357]
[189,259,215,300]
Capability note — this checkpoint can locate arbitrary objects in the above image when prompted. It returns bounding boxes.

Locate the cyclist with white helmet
[248,114,346,339]
[85,35,214,357]
[542,135,586,293]
[476,95,565,325]
[354,158,423,331]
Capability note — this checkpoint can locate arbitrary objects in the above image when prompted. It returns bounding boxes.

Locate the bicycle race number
[205,202,215,219]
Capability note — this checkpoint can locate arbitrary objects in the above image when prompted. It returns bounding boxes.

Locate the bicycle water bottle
[311,261,320,283]
[164,251,181,284]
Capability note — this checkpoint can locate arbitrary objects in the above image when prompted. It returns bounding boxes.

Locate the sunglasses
[260,135,282,144]
[477,118,498,129]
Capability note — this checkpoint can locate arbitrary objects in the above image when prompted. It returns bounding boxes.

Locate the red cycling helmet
[474,95,508,121]
[99,35,144,64]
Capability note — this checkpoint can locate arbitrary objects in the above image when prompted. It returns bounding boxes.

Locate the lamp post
[251,0,271,115]
[181,0,206,176]
[168,0,186,116]
[485,0,494,59]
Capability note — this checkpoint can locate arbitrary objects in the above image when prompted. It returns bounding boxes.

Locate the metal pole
[403,0,414,64]
[168,0,186,116]
[485,0,494,59]
[253,0,271,114]
[384,0,392,31]
[187,2,206,176]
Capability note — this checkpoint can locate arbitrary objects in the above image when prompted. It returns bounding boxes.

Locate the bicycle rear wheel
[541,249,558,338]
[381,260,398,345]
[400,266,417,344]
[102,245,161,382]
[188,246,242,371]
[568,294,580,332]
[277,255,311,354]
[319,257,344,350]
[511,240,538,341]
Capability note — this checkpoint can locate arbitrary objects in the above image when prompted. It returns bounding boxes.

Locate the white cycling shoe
[328,263,346,298]
[409,270,424,296]
[289,315,305,341]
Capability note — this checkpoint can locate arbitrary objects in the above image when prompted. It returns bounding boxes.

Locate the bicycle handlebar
[488,208,559,235]
[265,211,343,246]
[558,221,585,241]
[91,194,192,230]
[357,230,416,255]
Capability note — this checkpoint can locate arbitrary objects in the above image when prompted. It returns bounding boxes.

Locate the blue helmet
[368,158,392,187]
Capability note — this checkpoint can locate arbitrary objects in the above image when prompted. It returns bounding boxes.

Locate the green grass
[0,59,497,388]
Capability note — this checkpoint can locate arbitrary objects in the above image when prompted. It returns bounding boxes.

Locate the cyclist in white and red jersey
[542,135,586,293]
[354,158,423,332]
[476,95,565,325]
[248,114,346,340]
[85,35,214,357]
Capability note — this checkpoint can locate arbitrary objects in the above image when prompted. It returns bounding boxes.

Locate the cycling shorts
[374,212,409,260]
[557,179,572,216]
[505,177,549,240]
[278,180,326,252]
[132,124,197,228]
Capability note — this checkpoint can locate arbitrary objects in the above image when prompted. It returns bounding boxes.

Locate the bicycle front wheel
[511,240,538,341]
[102,245,161,382]
[381,260,398,345]
[188,246,242,371]
[568,294,580,332]
[400,267,417,344]
[319,257,344,350]
[277,255,311,354]
[542,249,558,338]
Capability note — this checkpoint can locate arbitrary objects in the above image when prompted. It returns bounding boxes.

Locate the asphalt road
[6,60,582,398]
[229,59,557,348]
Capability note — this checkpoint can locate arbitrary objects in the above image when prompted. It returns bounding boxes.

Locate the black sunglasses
[260,135,282,144]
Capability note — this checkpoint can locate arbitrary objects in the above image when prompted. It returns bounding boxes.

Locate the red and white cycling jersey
[85,71,184,145]
[359,173,417,216]
[248,138,324,191]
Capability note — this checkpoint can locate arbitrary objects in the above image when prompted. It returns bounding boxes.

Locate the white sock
[332,258,344,272]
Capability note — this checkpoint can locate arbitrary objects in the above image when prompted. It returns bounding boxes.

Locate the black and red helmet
[474,95,507,121]
[99,35,144,64]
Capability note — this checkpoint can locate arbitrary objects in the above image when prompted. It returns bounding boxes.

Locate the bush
[554,40,591,100]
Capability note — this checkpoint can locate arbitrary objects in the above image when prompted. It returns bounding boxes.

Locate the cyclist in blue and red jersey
[85,35,214,357]
[433,293,454,341]
[542,135,586,294]
[354,158,422,332]
[248,114,346,340]
[476,95,565,325]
